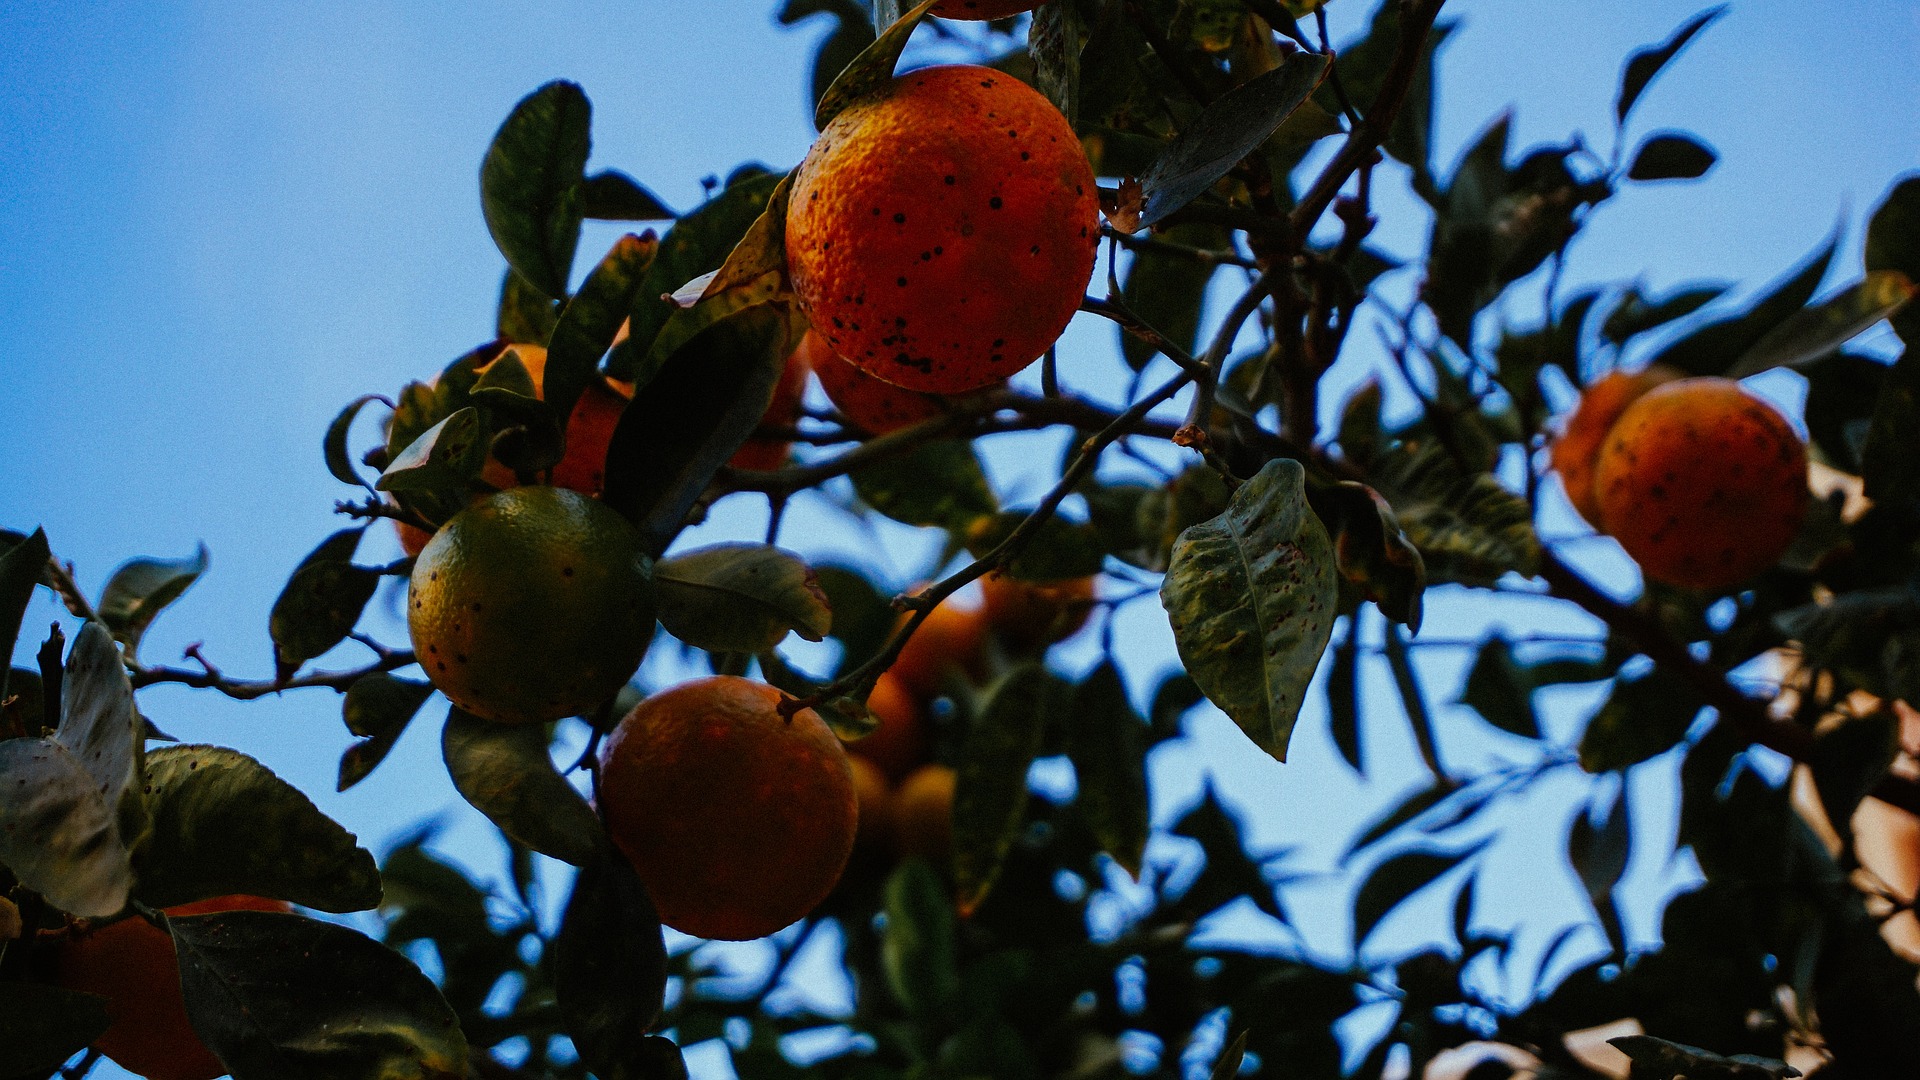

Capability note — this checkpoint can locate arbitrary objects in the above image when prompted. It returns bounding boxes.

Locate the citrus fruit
[981,572,1096,653]
[1592,377,1807,591]
[890,595,991,700]
[849,753,896,856]
[932,0,1041,18]
[807,329,987,435]
[728,335,814,471]
[598,676,857,940]
[408,486,655,724]
[892,762,956,868]
[786,64,1099,394]
[846,671,930,781]
[56,895,289,1080]
[1549,365,1679,529]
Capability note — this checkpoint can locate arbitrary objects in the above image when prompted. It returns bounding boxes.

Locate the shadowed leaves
[654,542,832,653]
[442,707,601,867]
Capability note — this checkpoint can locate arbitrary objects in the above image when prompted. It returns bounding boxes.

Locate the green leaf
[1380,446,1541,587]
[1458,635,1540,739]
[545,232,658,423]
[0,528,51,707]
[481,80,591,299]
[1866,175,1920,345]
[1325,627,1362,773]
[814,565,895,678]
[1209,1030,1250,1080]
[375,407,489,521]
[1727,271,1916,378]
[442,707,601,867]
[954,665,1060,915]
[882,856,960,1015]
[337,674,434,791]
[1626,131,1717,182]
[1606,1035,1796,1080]
[555,849,670,1078]
[499,268,559,345]
[654,542,832,653]
[1160,458,1338,763]
[814,0,941,131]
[962,511,1105,581]
[173,909,468,1080]
[1578,665,1703,772]
[1353,846,1477,951]
[1311,479,1425,631]
[1615,7,1726,125]
[581,169,676,221]
[0,983,111,1077]
[96,543,209,660]
[1028,0,1087,124]
[1134,53,1329,230]
[1169,782,1282,920]
[1337,379,1383,466]
[267,528,380,680]
[325,394,387,490]
[134,744,381,912]
[1067,662,1149,876]
[1117,223,1225,371]
[851,438,999,531]
[1567,793,1630,947]
[1650,228,1838,376]
[1862,349,1920,509]
[1345,785,1451,857]
[604,304,803,554]
[1599,283,1727,345]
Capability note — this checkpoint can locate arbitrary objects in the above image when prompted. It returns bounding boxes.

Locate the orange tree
[2,2,1919,1079]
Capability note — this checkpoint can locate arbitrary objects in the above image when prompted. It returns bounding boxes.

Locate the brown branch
[129,649,417,700]
[1100,226,1259,269]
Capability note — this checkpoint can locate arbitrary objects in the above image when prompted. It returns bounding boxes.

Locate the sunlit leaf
[96,543,209,660]
[814,0,941,131]
[655,542,832,653]
[481,80,591,299]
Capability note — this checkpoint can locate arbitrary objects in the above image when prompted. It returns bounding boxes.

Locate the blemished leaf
[1867,174,1920,344]
[1135,52,1329,230]
[1067,662,1149,877]
[581,169,676,221]
[962,511,1105,581]
[337,674,435,791]
[498,268,559,345]
[882,856,960,1015]
[1615,7,1726,125]
[1626,131,1717,182]
[1028,0,1087,123]
[1650,227,1838,376]
[1459,634,1541,739]
[546,232,658,424]
[1117,223,1226,372]
[1727,271,1916,378]
[954,665,1062,915]
[268,528,380,680]
[56,621,146,841]
[173,909,469,1080]
[603,303,802,554]
[0,983,111,1076]
[654,542,832,653]
[325,394,387,490]
[1811,709,1899,840]
[852,438,999,532]
[1311,480,1425,630]
[555,849,670,1076]
[376,406,489,522]
[814,0,940,131]
[96,543,209,660]
[134,744,381,912]
[1353,845,1478,951]
[1606,1035,1798,1080]
[1578,665,1704,772]
[481,80,591,299]
[1161,458,1338,763]
[0,528,51,707]
[1599,282,1727,345]
[1380,446,1542,587]
[442,707,601,867]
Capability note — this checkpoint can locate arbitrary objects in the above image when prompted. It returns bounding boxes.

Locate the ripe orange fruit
[849,754,895,856]
[931,0,1041,18]
[728,335,814,471]
[1549,366,1680,528]
[981,572,1096,653]
[1593,377,1807,591]
[846,671,930,781]
[889,596,991,701]
[892,762,956,868]
[56,895,289,1080]
[786,64,1099,394]
[598,676,857,940]
[408,486,655,724]
[807,330,946,435]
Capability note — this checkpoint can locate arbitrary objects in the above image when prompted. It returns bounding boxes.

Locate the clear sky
[3,1,1916,1076]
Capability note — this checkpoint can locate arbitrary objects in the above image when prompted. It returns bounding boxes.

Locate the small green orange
[408,486,655,724]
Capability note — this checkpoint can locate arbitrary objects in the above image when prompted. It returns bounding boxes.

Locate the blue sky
[3,0,1916,1075]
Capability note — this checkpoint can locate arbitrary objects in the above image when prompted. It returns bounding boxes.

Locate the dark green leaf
[96,543,209,660]
[442,707,601,867]
[1161,458,1338,762]
[1311,479,1425,630]
[1650,228,1838,376]
[498,268,559,345]
[1353,846,1477,951]
[851,438,998,532]
[1811,710,1899,840]
[1727,271,1916,378]
[1606,1035,1796,1080]
[1578,665,1703,772]
[814,0,940,131]
[375,407,489,519]
[325,394,387,490]
[542,233,657,431]
[1626,132,1717,182]
[1117,223,1225,371]
[1379,446,1541,587]
[1801,351,1884,473]
[1459,635,1540,739]
[134,744,381,912]
[1345,785,1449,857]
[1168,782,1282,921]
[0,983,110,1076]
[1567,792,1630,947]
[1867,174,1920,344]
[1862,349,1920,509]
[814,565,895,677]
[337,674,434,792]
[962,511,1104,581]
[1326,627,1362,773]
[556,849,669,1077]
[1615,7,1726,125]
[173,909,468,1080]
[581,170,676,221]
[954,665,1060,914]
[0,528,51,707]
[1337,379,1383,466]
[481,80,591,299]
[654,542,832,653]
[1599,283,1727,345]
[268,528,379,680]
[1028,0,1087,124]
[883,856,960,1016]
[1134,53,1329,230]
[1067,662,1149,876]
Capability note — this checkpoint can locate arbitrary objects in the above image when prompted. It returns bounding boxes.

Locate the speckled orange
[599,677,856,940]
[786,65,1099,394]
[808,329,986,435]
[1550,365,1679,529]
[931,0,1042,19]
[728,336,814,472]
[1593,377,1807,591]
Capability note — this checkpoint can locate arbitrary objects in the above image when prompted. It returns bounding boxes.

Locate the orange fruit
[56,895,289,1080]
[1593,377,1807,591]
[846,671,930,781]
[1549,366,1680,528]
[931,0,1041,18]
[892,762,956,868]
[808,329,989,435]
[786,64,1099,394]
[408,486,655,724]
[889,596,991,701]
[849,754,895,856]
[598,676,857,940]
[728,336,814,471]
[981,572,1096,653]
